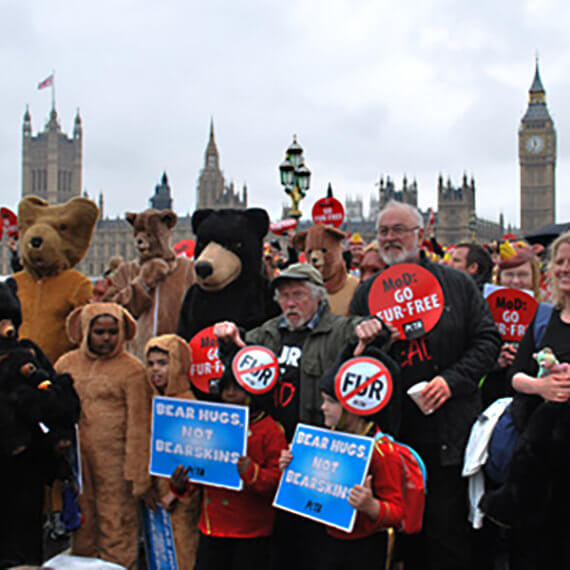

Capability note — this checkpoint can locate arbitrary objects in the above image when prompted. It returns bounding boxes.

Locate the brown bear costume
[14,196,99,363]
[293,224,359,315]
[103,209,194,359]
[55,303,151,569]
[143,334,200,570]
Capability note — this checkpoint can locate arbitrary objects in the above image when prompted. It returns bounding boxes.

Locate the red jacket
[328,435,405,540]
[196,412,287,538]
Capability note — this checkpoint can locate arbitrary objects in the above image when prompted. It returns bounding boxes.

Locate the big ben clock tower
[519,60,556,234]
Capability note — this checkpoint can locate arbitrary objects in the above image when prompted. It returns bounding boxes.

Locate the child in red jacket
[279,343,406,570]
[170,367,287,570]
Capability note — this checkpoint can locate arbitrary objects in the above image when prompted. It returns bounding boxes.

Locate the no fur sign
[368,264,444,339]
[232,346,279,394]
[334,357,393,416]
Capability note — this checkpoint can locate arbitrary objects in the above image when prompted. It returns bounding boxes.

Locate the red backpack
[375,432,427,534]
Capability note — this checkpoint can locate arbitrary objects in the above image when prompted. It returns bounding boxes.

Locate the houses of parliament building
[0,61,557,275]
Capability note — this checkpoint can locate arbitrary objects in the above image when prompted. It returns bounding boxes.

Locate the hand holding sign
[354,318,384,356]
[213,321,246,348]
[348,475,379,520]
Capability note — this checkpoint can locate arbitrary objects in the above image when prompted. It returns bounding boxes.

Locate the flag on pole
[37,74,54,90]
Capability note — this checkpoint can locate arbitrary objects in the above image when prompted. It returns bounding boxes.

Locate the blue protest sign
[142,504,178,570]
[273,424,374,532]
[150,396,249,491]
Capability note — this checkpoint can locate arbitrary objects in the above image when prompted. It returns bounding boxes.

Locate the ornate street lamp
[279,135,311,219]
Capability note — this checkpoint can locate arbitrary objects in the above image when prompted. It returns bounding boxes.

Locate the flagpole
[51,69,56,110]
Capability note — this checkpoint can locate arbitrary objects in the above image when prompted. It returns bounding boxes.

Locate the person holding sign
[142,334,200,570]
[279,342,406,570]
[480,231,570,569]
[169,364,287,570]
[350,200,501,570]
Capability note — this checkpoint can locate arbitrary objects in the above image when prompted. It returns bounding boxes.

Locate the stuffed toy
[533,347,570,377]
[13,196,99,363]
[177,208,279,342]
[293,224,360,315]
[0,281,81,568]
[103,209,194,358]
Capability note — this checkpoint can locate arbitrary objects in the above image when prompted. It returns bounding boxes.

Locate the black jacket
[350,254,501,466]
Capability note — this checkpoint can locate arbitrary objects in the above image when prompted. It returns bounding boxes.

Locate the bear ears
[293,224,347,251]
[66,304,137,345]
[192,208,269,239]
[126,210,177,230]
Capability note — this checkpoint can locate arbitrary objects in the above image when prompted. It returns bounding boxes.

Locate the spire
[73,108,82,139]
[23,105,31,136]
[205,118,219,169]
[522,57,551,122]
[529,57,545,95]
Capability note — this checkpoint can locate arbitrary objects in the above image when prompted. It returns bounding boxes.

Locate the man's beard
[380,244,419,265]
[283,311,310,331]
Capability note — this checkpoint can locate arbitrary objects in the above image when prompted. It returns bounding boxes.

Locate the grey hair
[273,279,329,305]
[376,200,424,231]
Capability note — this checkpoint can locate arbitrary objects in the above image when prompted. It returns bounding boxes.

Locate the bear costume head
[177,208,279,343]
[18,196,99,280]
[293,224,348,294]
[0,346,52,394]
[125,209,177,264]
[192,208,269,291]
[0,278,22,344]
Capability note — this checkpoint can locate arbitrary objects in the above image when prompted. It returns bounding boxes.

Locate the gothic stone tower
[519,61,556,234]
[22,105,82,204]
[196,119,246,210]
[437,174,475,245]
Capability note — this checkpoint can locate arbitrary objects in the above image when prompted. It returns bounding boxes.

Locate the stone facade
[21,106,82,205]
[519,61,556,234]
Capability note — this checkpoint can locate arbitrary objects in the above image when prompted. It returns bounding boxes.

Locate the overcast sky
[2,0,570,228]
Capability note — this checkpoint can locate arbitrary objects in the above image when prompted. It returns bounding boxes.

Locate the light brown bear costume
[143,334,200,570]
[293,224,359,315]
[103,209,194,359]
[13,196,99,363]
[55,303,151,569]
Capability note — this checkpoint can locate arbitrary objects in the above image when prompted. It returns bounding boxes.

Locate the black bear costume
[177,208,279,342]
[0,278,80,567]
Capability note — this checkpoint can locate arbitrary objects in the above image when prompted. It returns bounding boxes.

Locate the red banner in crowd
[173,239,195,259]
[311,197,345,228]
[368,264,444,339]
[0,207,18,240]
[483,284,538,342]
[188,326,224,393]
[270,218,298,236]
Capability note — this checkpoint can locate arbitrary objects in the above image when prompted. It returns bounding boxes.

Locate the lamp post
[468,213,477,242]
[279,135,311,219]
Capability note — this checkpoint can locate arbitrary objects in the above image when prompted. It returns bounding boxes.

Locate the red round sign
[174,239,195,259]
[368,264,444,339]
[0,207,18,240]
[484,286,538,342]
[232,345,279,394]
[270,218,298,236]
[188,326,224,392]
[311,197,345,228]
[334,356,393,416]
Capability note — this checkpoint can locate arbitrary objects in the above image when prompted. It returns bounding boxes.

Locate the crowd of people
[1,198,570,570]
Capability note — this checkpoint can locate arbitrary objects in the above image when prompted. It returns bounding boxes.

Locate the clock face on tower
[526,135,545,154]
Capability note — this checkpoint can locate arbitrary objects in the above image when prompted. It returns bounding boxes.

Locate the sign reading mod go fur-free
[483,284,538,342]
[368,263,444,339]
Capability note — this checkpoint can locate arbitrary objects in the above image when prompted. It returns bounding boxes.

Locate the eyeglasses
[378,225,420,238]
[276,290,311,302]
